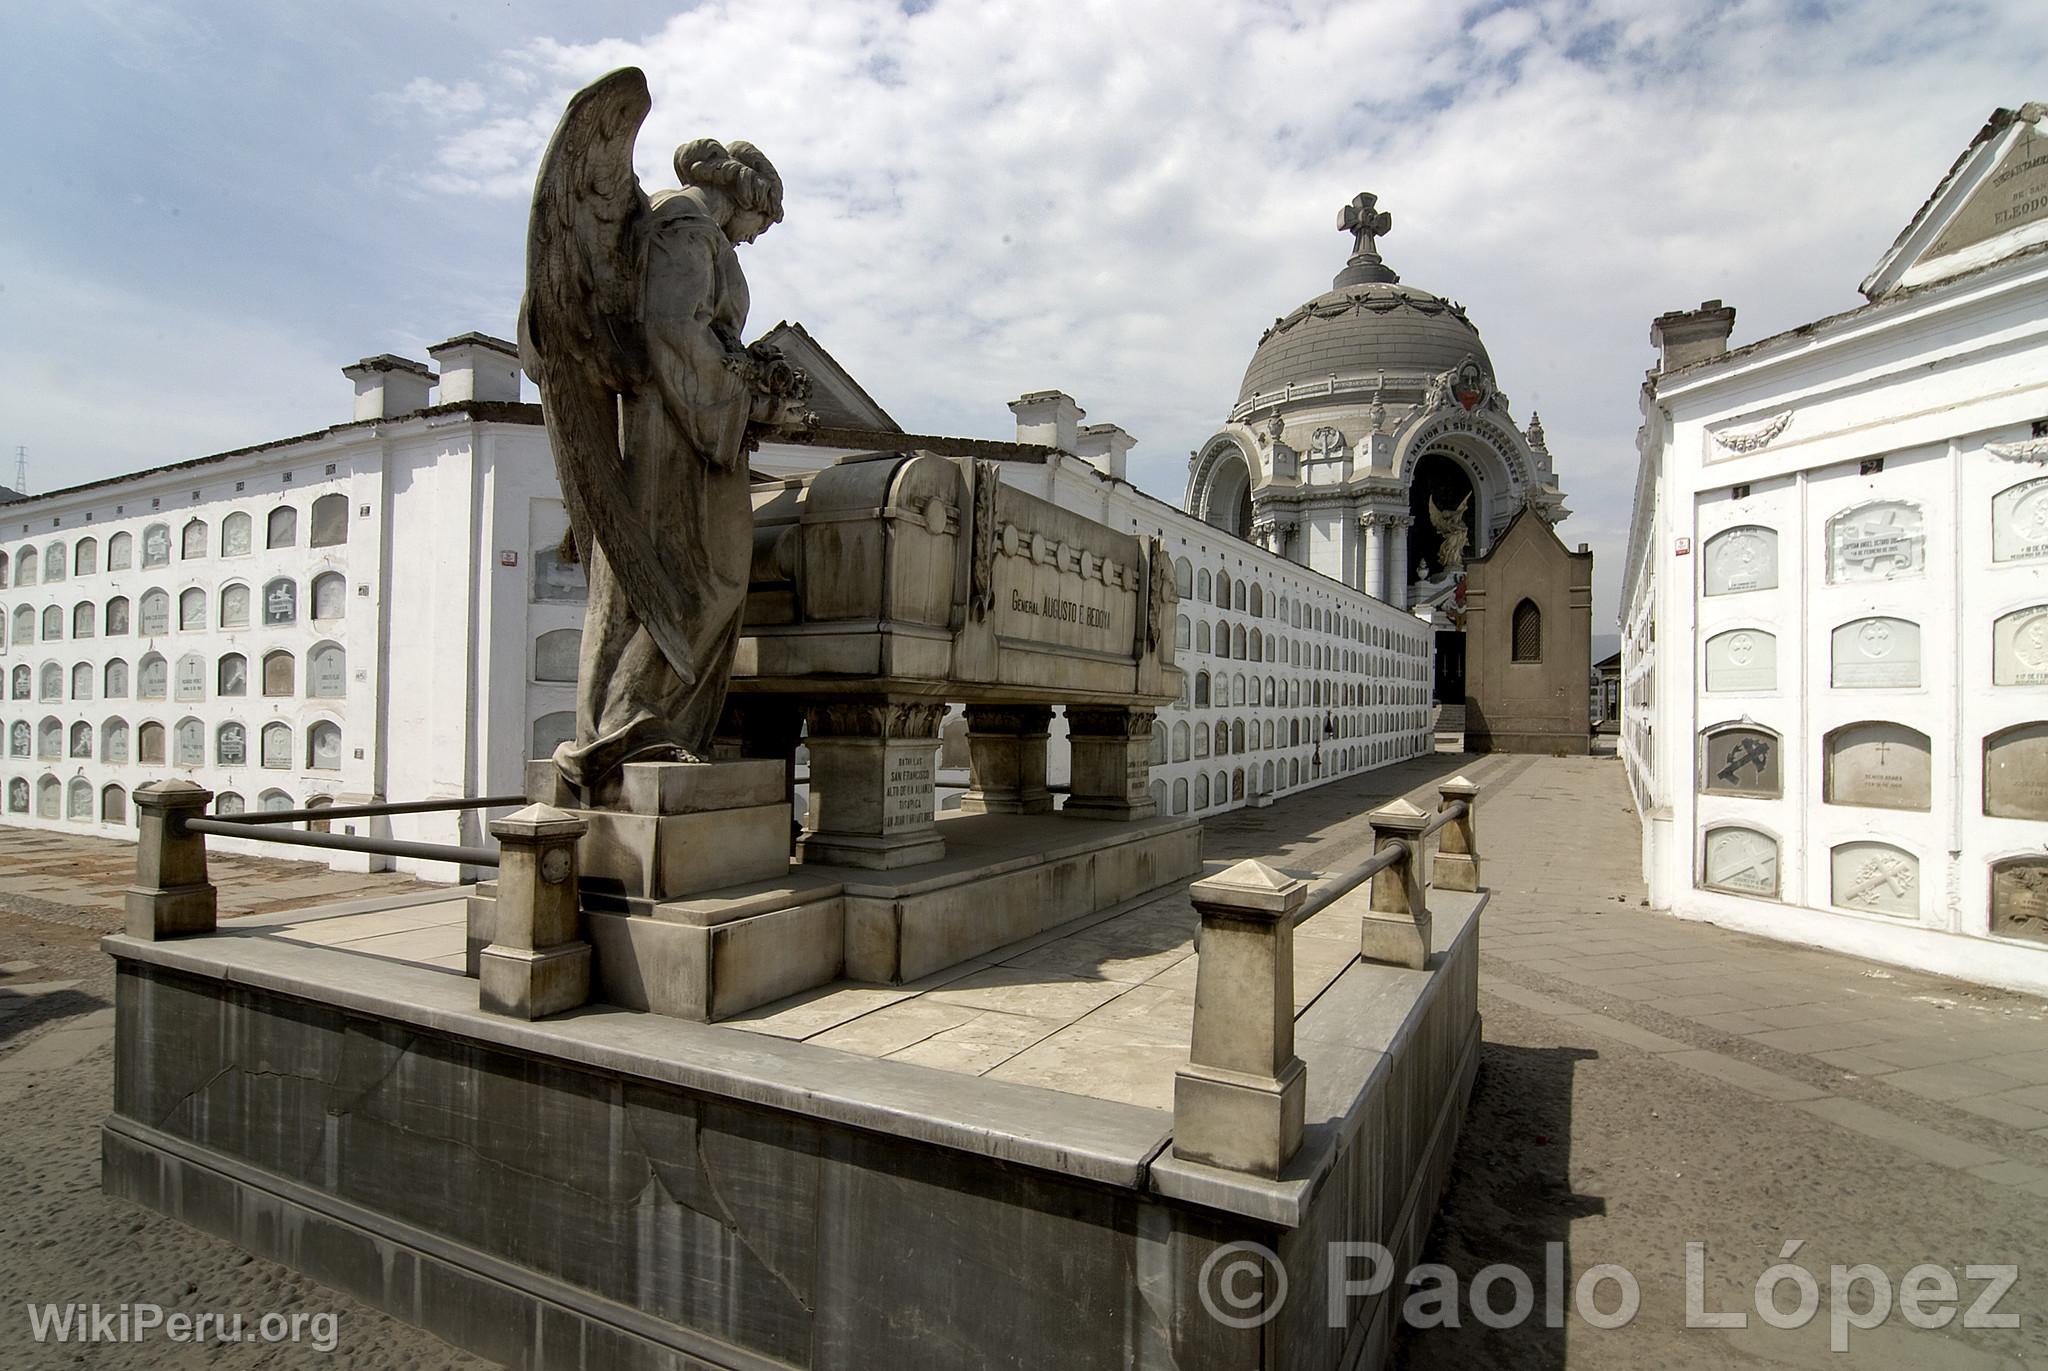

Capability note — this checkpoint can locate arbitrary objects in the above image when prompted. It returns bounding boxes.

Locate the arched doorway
[1409,450,1479,706]
[1407,451,1478,583]
[1198,448,1255,538]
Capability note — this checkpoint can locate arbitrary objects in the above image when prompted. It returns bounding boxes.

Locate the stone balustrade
[1173,775,1482,1177]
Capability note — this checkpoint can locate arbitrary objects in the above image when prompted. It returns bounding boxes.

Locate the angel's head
[674,138,784,244]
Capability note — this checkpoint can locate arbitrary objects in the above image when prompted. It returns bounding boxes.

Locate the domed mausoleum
[1185,193,1572,705]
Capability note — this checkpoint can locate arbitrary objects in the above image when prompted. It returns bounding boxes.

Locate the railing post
[479,804,591,1020]
[125,780,217,940]
[1363,798,1431,969]
[1433,776,1480,893]
[1172,859,1307,1179]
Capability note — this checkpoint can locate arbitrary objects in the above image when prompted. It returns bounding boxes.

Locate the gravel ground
[0,888,490,1368]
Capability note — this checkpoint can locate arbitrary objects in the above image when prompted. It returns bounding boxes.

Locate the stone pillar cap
[1438,775,1479,796]
[136,778,210,796]
[1189,859,1307,918]
[490,803,589,839]
[1367,796,1429,831]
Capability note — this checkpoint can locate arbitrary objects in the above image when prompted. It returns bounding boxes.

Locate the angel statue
[1428,493,1472,573]
[520,68,812,800]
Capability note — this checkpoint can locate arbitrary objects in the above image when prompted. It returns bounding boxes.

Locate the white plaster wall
[1631,248,2048,994]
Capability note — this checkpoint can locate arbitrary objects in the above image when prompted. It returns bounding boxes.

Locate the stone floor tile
[1745,1023,1895,1054]
[1658,993,1768,1017]
[1877,1062,2041,1102]
[806,998,982,1057]
[1951,1092,2048,1131]
[1793,1097,2007,1170]
[1665,1048,1828,1102]
[920,966,1132,1021]
[883,1007,1068,1075]
[984,1021,1189,1111]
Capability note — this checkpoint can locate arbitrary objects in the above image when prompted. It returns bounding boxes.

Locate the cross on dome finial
[1334,192,1399,287]
[1340,192,1391,257]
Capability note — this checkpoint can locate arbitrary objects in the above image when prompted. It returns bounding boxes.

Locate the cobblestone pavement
[3,760,2047,1367]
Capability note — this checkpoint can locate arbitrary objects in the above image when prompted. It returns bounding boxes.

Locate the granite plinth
[101,882,1483,1370]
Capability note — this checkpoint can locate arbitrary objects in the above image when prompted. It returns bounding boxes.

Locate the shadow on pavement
[1396,1040,1602,1370]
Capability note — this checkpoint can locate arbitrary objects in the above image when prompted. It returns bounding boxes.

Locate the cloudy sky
[3,0,2043,630]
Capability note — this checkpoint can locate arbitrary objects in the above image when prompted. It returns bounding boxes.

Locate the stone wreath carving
[1712,411,1793,454]
[969,460,999,621]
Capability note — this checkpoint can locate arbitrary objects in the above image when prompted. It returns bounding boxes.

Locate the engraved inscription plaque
[1827,500,1925,583]
[1992,477,2048,563]
[1703,525,1778,596]
[1698,724,1781,798]
[1993,605,2048,686]
[1825,722,1932,811]
[1705,629,1777,692]
[1831,617,1921,688]
[1991,858,2048,944]
[1984,722,2048,820]
[1831,842,1919,917]
[1701,825,1779,897]
[882,751,936,833]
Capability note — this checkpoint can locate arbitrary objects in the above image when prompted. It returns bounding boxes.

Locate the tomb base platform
[468,809,1202,1020]
[102,879,1484,1371]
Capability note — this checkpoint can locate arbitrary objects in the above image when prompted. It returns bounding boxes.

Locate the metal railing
[180,793,526,869]
[1294,798,1468,924]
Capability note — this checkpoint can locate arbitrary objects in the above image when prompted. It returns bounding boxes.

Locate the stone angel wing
[518,66,702,686]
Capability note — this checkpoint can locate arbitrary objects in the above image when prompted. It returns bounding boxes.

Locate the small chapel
[1184,193,1588,745]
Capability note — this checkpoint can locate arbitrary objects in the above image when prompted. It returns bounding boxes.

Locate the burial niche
[1703,525,1777,596]
[1993,605,2048,687]
[1991,858,2048,944]
[1824,722,1932,811]
[1698,722,1782,798]
[1701,825,1780,898]
[1983,722,2048,821]
[1992,476,2048,564]
[1705,629,1777,692]
[1827,500,1924,584]
[1830,842,1919,918]
[1831,617,1920,689]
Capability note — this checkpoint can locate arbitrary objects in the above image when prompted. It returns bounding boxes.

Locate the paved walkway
[1,759,2045,1366]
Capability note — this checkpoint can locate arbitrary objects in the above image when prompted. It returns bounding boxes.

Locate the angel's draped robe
[557,192,756,792]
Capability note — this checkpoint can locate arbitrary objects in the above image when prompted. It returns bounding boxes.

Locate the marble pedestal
[955,704,1055,815]
[1062,706,1159,821]
[797,698,948,869]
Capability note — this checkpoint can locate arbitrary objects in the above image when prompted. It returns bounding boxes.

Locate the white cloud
[13,0,2046,640]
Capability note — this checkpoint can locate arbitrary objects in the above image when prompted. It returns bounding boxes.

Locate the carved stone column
[1062,706,1158,821]
[125,780,216,940]
[799,698,947,868]
[957,704,1054,815]
[1361,512,1386,600]
[1389,515,1413,610]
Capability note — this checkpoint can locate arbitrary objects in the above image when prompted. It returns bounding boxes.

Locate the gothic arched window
[1512,598,1542,663]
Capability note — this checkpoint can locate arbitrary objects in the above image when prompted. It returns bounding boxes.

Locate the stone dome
[1236,281,1492,407]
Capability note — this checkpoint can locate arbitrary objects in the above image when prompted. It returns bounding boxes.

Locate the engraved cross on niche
[1340,192,1392,258]
[1718,737,1770,784]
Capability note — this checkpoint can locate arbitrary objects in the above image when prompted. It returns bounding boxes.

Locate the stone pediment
[1862,103,2048,300]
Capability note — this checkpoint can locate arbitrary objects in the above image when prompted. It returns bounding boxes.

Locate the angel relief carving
[518,68,814,798]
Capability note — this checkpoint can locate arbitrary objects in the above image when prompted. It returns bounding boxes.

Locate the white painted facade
[1621,103,2048,994]
[992,395,1435,815]
[1,326,1434,877]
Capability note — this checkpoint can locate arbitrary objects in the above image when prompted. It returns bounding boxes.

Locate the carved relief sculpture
[519,68,813,796]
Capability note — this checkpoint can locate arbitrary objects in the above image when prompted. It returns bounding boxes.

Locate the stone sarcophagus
[730,453,1183,869]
